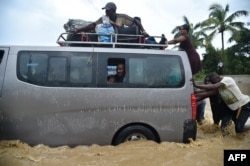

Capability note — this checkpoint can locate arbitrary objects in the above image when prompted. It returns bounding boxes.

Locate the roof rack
[56,32,168,49]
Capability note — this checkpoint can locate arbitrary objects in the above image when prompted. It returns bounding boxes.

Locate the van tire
[113,125,157,145]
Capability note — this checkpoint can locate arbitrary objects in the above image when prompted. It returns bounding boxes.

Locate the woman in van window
[168,24,201,77]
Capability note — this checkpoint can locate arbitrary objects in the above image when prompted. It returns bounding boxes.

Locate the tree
[229,28,250,55]
[198,3,249,74]
[202,45,222,74]
[226,28,250,74]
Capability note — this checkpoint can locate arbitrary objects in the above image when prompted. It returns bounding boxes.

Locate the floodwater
[0,100,250,166]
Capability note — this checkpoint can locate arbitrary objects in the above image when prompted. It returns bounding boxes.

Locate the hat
[102,2,117,10]
[179,24,189,32]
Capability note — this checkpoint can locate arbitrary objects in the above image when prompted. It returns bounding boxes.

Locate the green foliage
[202,46,223,74]
[196,3,248,74]
[194,70,206,81]
[226,53,250,74]
[226,29,250,74]
[201,31,250,75]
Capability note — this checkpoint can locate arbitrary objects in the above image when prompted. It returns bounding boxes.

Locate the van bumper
[183,119,197,143]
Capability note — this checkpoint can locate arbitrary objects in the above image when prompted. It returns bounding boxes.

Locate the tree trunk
[221,32,225,74]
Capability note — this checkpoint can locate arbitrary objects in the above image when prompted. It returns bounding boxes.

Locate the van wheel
[113,125,157,145]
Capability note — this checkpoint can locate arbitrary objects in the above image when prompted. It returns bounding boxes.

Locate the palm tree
[199,3,248,74]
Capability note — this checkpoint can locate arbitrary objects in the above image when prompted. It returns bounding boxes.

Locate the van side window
[48,57,67,82]
[70,56,92,83]
[17,51,94,87]
[18,52,48,85]
[165,59,183,87]
[0,50,4,64]
[129,58,145,84]
[128,56,184,88]
[107,58,125,83]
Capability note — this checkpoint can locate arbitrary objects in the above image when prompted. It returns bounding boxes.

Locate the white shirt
[219,77,250,110]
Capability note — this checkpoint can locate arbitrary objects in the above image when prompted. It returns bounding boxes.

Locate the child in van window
[107,75,116,83]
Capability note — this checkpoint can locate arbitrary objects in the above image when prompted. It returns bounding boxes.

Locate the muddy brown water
[1,99,250,166]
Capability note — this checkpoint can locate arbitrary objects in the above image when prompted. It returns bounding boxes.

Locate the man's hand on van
[190,78,196,86]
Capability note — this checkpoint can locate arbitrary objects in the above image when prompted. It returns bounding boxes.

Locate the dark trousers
[221,101,250,133]
[209,95,229,124]
[197,100,206,122]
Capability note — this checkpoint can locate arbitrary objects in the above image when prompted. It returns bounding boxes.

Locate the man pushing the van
[192,72,250,135]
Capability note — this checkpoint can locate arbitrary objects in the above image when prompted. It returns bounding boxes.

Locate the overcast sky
[0,0,249,54]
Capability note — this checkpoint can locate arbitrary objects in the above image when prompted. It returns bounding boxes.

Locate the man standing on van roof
[71,2,149,37]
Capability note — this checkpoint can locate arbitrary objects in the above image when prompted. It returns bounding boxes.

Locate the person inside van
[114,63,125,82]
[107,75,116,83]
[71,2,149,37]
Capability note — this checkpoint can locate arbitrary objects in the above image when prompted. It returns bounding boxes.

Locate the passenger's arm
[73,23,96,33]
[71,17,102,33]
[194,82,224,90]
[195,89,218,101]
[168,36,186,44]
[195,89,218,97]
[194,89,207,93]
